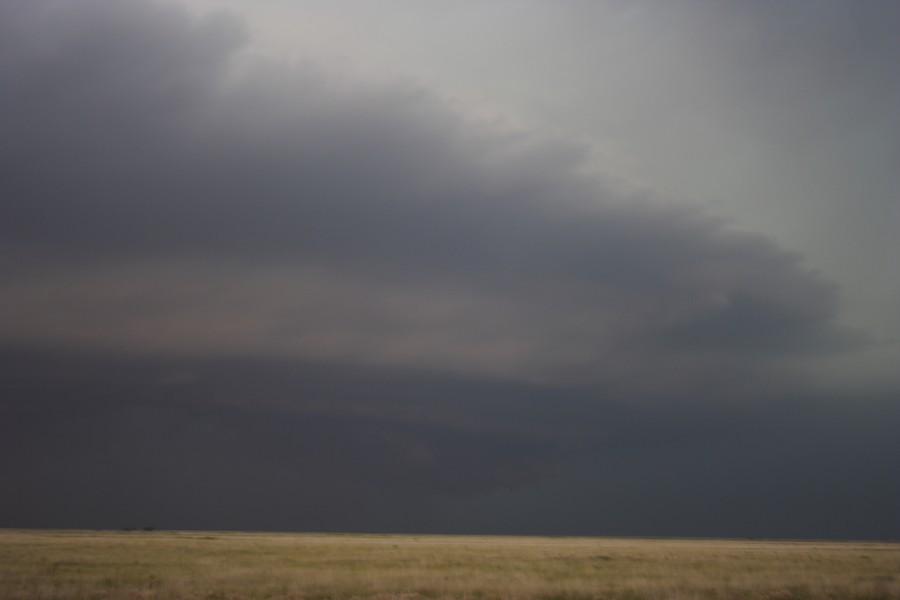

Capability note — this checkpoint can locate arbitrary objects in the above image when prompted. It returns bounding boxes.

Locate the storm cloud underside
[1,0,897,538]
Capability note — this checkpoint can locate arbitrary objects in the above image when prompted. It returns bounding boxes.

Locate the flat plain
[1,529,898,600]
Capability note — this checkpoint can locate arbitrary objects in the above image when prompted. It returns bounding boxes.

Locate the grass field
[1,529,898,600]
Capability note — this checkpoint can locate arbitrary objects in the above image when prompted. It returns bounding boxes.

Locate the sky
[1,0,898,539]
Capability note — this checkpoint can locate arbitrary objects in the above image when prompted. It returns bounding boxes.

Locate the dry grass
[1,529,898,599]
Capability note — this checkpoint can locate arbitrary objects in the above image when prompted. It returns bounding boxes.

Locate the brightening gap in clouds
[1,0,897,538]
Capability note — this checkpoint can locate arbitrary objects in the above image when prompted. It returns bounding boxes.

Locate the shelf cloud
[1,0,897,538]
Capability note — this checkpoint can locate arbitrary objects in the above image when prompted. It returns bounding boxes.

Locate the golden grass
[1,529,898,599]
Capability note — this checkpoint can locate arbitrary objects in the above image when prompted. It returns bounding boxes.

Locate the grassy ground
[0,529,898,599]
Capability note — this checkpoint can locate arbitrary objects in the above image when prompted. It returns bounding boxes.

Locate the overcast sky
[2,0,898,539]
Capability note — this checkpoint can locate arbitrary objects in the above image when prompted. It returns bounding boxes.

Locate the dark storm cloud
[0,345,769,529]
[3,0,893,535]
[3,345,898,537]
[0,0,856,387]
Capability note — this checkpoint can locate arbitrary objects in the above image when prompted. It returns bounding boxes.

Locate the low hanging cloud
[0,0,856,395]
[4,1,899,525]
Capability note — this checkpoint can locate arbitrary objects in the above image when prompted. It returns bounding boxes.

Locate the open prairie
[1,529,898,600]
